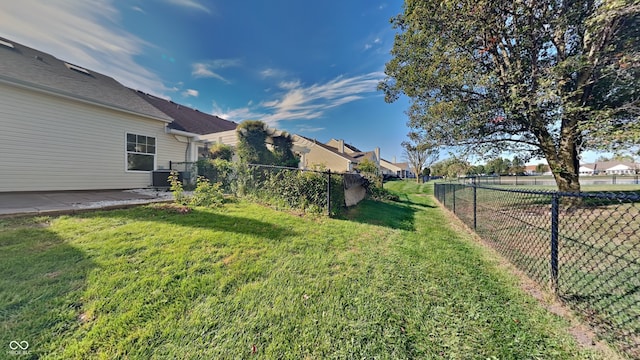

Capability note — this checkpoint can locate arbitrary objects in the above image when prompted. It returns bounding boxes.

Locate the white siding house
[0,37,196,192]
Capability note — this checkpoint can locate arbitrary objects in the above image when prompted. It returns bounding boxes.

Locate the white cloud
[212,72,384,128]
[132,6,145,13]
[191,59,242,83]
[183,89,199,97]
[164,0,211,13]
[260,68,287,79]
[279,80,301,90]
[2,0,167,95]
[297,125,325,133]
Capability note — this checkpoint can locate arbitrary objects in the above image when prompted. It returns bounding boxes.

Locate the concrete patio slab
[0,189,173,217]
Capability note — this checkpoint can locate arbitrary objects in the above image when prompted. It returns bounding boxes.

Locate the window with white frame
[126,133,156,171]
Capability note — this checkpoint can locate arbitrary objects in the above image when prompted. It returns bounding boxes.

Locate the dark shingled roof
[0,36,171,122]
[135,91,238,135]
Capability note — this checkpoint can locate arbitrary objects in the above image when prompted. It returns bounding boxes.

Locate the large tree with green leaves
[379,0,639,192]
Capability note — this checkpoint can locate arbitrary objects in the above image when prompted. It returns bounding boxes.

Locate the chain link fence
[170,161,348,216]
[434,183,640,358]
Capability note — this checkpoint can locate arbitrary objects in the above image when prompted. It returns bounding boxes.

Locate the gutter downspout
[165,127,202,163]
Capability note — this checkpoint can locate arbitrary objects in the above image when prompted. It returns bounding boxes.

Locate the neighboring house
[579,163,596,176]
[0,37,198,192]
[293,136,357,173]
[294,137,384,173]
[393,162,415,178]
[326,138,381,168]
[580,161,640,175]
[379,159,415,178]
[380,158,403,177]
[524,165,538,175]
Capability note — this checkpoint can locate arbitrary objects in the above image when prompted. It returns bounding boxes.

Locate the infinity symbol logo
[9,341,29,350]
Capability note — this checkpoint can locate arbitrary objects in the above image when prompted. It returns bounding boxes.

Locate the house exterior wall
[0,82,186,192]
[303,145,351,172]
[199,129,238,147]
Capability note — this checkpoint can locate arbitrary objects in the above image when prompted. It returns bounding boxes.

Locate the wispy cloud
[2,0,167,95]
[260,68,288,79]
[211,72,384,128]
[296,125,325,133]
[363,37,383,51]
[182,89,199,97]
[132,6,145,14]
[191,59,242,83]
[164,0,211,13]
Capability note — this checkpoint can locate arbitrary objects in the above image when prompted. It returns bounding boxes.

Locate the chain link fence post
[473,182,477,230]
[550,193,559,294]
[326,169,331,217]
[452,184,456,214]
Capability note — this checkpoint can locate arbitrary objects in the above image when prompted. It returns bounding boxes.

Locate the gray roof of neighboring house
[134,91,238,135]
[350,151,377,162]
[298,136,358,161]
[0,37,171,122]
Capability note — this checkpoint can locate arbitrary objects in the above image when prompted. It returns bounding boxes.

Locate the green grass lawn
[0,183,609,359]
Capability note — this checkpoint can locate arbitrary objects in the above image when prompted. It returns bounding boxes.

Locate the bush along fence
[170,161,349,216]
[434,183,640,358]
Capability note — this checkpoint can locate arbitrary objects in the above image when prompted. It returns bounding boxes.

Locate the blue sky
[2,0,613,165]
[2,0,412,163]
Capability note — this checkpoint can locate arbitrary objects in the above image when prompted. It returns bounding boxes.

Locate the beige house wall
[303,146,352,172]
[0,82,188,192]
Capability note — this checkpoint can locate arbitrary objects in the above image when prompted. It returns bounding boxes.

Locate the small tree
[536,163,550,175]
[236,120,271,164]
[402,140,439,183]
[356,158,379,174]
[510,156,526,175]
[236,120,299,167]
[270,132,300,167]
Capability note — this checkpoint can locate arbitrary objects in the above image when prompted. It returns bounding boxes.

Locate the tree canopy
[236,120,299,167]
[380,0,639,191]
[402,139,440,182]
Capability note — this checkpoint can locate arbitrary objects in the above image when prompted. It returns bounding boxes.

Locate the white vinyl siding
[0,82,187,192]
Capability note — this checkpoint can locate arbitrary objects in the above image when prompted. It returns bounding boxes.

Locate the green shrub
[168,170,187,205]
[190,177,224,207]
[367,186,400,202]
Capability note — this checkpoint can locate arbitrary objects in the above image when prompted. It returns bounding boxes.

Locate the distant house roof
[344,143,362,153]
[0,36,171,122]
[298,135,358,161]
[581,161,639,172]
[350,151,377,162]
[134,91,238,135]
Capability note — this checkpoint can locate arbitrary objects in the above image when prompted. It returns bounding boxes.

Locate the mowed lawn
[0,183,606,359]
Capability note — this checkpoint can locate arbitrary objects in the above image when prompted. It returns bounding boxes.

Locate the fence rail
[434,183,640,358]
